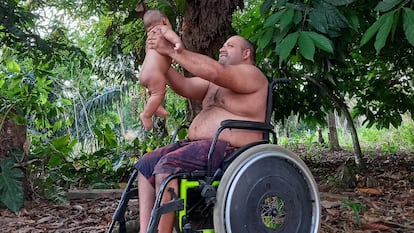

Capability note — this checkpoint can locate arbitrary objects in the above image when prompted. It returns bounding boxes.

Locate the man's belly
[188,108,263,147]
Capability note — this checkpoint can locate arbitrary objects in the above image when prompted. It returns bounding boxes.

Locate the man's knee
[155,173,170,187]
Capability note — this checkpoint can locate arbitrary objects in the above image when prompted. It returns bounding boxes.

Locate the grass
[277,116,414,155]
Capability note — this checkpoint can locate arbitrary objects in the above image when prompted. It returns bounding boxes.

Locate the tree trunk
[305,76,364,167]
[343,107,363,166]
[327,111,341,151]
[283,116,290,138]
[181,0,244,121]
[0,116,27,162]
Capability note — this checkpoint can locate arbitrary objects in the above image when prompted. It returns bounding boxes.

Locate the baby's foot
[155,107,170,118]
[140,113,153,130]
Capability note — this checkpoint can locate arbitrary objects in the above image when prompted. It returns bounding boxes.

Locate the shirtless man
[135,30,268,233]
[139,9,182,130]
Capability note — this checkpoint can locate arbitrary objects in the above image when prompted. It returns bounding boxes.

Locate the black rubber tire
[213,144,320,233]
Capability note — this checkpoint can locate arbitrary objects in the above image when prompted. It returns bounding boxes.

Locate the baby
[140,9,182,130]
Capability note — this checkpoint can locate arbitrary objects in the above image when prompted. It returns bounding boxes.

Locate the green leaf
[260,0,274,14]
[403,8,414,46]
[293,10,302,25]
[276,32,299,62]
[276,0,288,8]
[104,125,117,148]
[310,1,349,34]
[307,31,334,53]
[6,61,21,73]
[360,17,384,46]
[374,11,394,54]
[329,0,356,6]
[374,0,403,12]
[309,8,328,33]
[264,9,286,28]
[279,6,294,32]
[298,32,315,61]
[175,0,186,15]
[177,127,188,140]
[51,135,70,149]
[0,158,24,212]
[324,3,349,29]
[258,27,275,50]
[390,8,401,41]
[48,155,63,167]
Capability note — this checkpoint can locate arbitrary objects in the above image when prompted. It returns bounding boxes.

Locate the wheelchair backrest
[264,78,290,141]
[263,80,275,141]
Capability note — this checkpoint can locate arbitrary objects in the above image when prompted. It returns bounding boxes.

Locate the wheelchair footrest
[155,196,184,215]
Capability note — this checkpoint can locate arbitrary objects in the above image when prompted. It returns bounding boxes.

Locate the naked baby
[139,9,182,130]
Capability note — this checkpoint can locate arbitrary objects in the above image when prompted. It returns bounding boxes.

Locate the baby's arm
[160,26,183,53]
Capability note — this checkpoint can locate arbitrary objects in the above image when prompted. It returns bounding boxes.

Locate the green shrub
[0,158,24,212]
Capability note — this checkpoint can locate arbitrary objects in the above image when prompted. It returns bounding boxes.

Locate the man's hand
[174,43,183,53]
[146,27,174,56]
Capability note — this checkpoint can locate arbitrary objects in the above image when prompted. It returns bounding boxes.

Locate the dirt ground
[1,148,414,233]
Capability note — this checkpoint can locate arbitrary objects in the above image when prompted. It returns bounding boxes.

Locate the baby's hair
[143,9,167,30]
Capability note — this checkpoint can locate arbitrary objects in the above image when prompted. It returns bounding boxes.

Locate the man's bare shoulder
[233,64,267,85]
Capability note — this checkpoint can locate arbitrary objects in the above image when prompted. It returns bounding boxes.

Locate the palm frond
[79,84,129,122]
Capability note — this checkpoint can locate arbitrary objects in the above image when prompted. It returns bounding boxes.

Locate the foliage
[0,1,88,68]
[0,158,24,212]
[279,115,414,155]
[360,0,414,54]
[29,132,137,197]
[341,198,366,229]
[28,135,78,203]
[233,0,353,126]
[232,0,414,166]
[0,49,73,139]
[234,0,414,129]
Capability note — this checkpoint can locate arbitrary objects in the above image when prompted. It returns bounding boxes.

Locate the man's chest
[204,86,227,107]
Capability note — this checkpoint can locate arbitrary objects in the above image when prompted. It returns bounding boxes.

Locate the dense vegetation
[1,0,413,213]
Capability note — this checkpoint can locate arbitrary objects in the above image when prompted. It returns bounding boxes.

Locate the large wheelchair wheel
[214,144,320,233]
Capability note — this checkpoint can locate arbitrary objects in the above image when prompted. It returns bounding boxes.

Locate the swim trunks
[134,139,236,187]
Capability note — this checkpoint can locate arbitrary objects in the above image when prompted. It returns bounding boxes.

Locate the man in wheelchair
[138,30,269,233]
[109,25,320,233]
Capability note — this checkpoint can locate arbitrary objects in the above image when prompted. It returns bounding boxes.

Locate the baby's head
[143,9,171,31]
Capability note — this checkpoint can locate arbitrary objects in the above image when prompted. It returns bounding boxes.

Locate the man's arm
[169,49,265,94]
[148,30,266,94]
[164,67,209,101]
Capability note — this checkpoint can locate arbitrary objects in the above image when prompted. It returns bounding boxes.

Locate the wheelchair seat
[107,79,321,233]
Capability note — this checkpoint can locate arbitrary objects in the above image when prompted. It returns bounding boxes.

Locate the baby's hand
[174,43,183,53]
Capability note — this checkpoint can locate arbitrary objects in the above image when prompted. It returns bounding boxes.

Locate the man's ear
[242,48,251,60]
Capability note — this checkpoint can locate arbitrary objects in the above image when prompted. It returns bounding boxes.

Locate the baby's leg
[140,54,170,130]
[141,94,165,130]
[141,79,168,130]
[140,112,153,131]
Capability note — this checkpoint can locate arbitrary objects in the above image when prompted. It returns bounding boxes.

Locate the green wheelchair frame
[107,79,321,233]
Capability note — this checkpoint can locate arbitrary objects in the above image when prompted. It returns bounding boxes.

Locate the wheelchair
[107,79,321,233]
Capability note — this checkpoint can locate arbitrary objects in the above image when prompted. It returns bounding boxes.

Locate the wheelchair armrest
[205,119,276,175]
[220,119,273,132]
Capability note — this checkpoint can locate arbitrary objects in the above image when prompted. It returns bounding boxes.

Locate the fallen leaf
[356,188,383,195]
[363,221,392,231]
[321,200,342,209]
